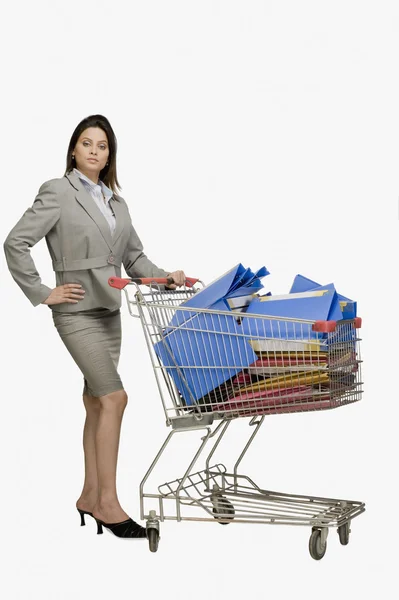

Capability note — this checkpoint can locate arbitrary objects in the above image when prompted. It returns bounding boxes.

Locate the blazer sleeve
[121,201,169,279]
[3,180,61,306]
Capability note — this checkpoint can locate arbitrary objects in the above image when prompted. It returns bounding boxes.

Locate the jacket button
[108,255,114,263]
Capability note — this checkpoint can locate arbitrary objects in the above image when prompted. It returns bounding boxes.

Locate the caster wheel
[147,528,159,553]
[309,529,327,560]
[338,522,350,545]
[212,497,235,525]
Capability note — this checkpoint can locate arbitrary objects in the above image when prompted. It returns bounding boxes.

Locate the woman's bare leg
[76,392,101,512]
[91,389,130,523]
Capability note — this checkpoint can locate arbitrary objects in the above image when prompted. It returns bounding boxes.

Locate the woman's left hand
[166,270,186,288]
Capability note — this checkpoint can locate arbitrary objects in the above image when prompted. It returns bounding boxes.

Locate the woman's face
[73,127,110,175]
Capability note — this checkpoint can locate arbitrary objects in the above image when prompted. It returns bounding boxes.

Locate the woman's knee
[99,389,128,411]
[83,392,100,413]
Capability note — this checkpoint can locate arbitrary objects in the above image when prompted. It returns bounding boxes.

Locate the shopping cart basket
[109,275,365,557]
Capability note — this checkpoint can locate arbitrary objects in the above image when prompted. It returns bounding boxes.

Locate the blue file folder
[290,275,356,320]
[170,263,269,328]
[154,304,258,405]
[242,290,339,340]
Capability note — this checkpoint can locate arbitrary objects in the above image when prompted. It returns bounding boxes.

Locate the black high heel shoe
[77,507,94,526]
[94,516,147,538]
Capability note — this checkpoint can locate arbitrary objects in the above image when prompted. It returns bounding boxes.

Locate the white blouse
[73,167,116,235]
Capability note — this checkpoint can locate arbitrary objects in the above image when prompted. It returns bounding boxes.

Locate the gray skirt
[52,307,123,397]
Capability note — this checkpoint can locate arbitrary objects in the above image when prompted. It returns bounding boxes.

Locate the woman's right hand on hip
[42,284,86,305]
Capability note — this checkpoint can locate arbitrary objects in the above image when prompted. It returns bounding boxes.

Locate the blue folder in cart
[242,289,341,340]
[154,301,258,405]
[289,274,320,294]
[155,263,270,403]
[169,264,245,328]
[170,264,270,328]
[290,274,357,320]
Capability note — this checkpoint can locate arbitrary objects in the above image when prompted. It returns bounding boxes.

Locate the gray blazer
[3,169,170,312]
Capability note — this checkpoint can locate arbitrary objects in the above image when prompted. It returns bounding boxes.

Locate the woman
[3,114,186,539]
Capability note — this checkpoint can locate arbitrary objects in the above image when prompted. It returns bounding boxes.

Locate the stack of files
[214,391,333,417]
[154,266,358,410]
[234,369,330,392]
[209,276,358,415]
[213,348,357,417]
[154,263,270,405]
[247,352,328,375]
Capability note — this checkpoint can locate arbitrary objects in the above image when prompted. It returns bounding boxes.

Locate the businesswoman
[3,114,186,539]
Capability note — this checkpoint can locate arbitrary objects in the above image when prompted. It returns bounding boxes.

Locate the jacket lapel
[65,171,115,251]
[110,198,124,246]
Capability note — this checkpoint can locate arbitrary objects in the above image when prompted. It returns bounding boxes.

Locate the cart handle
[108,276,199,290]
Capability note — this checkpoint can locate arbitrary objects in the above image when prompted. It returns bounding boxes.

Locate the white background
[1,1,397,598]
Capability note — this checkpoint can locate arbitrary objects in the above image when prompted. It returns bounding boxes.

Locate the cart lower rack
[109,276,365,557]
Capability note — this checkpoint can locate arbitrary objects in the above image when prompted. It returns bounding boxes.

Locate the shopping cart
[109,275,365,557]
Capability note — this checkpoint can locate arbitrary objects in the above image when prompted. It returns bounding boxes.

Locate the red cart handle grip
[108,276,199,290]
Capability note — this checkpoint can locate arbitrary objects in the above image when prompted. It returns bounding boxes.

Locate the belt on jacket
[52,254,122,271]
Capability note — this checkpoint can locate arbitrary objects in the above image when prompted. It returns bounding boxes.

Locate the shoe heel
[77,508,86,526]
[95,519,103,535]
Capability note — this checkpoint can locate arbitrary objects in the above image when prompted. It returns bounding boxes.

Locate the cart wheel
[212,497,235,525]
[309,529,327,560]
[338,522,350,546]
[147,528,159,553]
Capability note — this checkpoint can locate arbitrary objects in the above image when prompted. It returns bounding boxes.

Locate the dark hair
[64,114,122,194]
